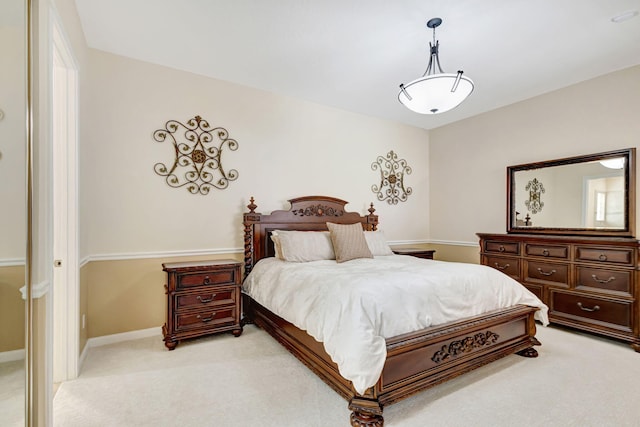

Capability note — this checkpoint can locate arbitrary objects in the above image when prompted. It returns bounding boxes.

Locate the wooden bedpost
[349,395,384,427]
[243,196,260,277]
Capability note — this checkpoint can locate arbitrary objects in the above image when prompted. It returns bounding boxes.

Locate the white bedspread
[243,255,549,394]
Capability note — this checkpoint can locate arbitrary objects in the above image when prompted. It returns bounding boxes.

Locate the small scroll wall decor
[525,178,545,214]
[371,150,412,205]
[153,115,239,195]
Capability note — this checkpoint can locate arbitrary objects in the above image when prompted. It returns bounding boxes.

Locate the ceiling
[73,0,640,130]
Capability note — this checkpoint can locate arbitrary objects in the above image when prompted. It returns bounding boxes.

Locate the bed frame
[242,195,541,427]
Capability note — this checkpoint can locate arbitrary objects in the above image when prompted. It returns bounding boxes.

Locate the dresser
[162,259,243,350]
[477,233,640,352]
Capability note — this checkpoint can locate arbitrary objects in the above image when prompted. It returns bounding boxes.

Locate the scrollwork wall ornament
[524,178,545,214]
[371,150,412,205]
[153,115,239,195]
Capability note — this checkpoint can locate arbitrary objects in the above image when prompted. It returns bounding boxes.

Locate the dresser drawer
[575,246,634,266]
[576,266,632,295]
[484,256,520,280]
[524,243,569,259]
[177,270,238,289]
[484,240,519,255]
[550,290,632,330]
[524,260,569,287]
[175,286,237,311]
[174,306,238,333]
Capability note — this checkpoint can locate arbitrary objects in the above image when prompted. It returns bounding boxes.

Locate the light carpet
[53,324,640,427]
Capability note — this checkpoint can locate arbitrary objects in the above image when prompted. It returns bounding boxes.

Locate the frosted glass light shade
[398,73,474,114]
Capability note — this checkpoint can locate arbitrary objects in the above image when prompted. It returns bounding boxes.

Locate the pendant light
[398,18,474,114]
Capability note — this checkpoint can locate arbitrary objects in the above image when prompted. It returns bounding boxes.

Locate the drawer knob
[598,254,608,261]
[203,276,211,285]
[197,312,217,323]
[494,262,510,270]
[498,245,505,252]
[577,302,600,312]
[542,249,549,257]
[591,274,616,285]
[196,294,217,304]
[536,267,556,276]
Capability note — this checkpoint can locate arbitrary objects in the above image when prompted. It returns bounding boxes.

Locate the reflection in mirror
[508,149,635,236]
[0,0,27,425]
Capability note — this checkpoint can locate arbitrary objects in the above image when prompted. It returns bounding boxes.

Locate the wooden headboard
[242,195,378,276]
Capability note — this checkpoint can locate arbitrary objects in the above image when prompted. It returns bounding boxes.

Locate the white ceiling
[73,0,640,130]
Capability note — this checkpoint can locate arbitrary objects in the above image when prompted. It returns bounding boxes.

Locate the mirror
[507,148,636,236]
[0,0,27,424]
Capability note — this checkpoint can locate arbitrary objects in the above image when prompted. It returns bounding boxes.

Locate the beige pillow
[364,230,394,256]
[270,230,335,262]
[326,222,373,263]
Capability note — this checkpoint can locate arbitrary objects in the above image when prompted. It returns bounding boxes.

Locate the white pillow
[271,230,335,262]
[364,230,394,256]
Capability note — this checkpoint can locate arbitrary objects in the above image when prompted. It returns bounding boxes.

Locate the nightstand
[392,248,436,260]
[162,259,243,350]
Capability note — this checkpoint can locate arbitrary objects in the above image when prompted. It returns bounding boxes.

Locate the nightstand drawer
[175,306,238,333]
[177,270,238,289]
[550,290,632,330]
[576,266,632,295]
[175,286,237,311]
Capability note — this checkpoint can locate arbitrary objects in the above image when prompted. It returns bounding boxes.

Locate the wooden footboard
[243,294,540,426]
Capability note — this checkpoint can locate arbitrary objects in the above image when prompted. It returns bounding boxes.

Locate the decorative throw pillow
[270,230,335,262]
[326,222,373,263]
[364,230,394,256]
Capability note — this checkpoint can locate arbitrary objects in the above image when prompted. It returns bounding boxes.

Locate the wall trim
[87,326,162,348]
[0,348,25,363]
[80,247,243,267]
[77,240,479,267]
[0,258,26,267]
[19,280,50,300]
[428,239,479,247]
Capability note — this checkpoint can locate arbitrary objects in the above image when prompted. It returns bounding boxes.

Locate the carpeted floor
[52,324,640,427]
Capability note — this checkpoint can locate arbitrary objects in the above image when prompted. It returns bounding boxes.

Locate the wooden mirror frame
[507,148,636,237]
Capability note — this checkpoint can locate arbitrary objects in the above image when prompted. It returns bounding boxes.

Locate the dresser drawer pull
[598,254,607,261]
[498,245,505,252]
[542,249,549,257]
[536,267,556,276]
[203,276,211,285]
[577,302,600,312]
[591,274,616,285]
[494,262,510,270]
[197,312,217,323]
[196,294,217,304]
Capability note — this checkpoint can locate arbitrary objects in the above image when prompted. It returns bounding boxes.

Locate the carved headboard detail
[242,195,378,277]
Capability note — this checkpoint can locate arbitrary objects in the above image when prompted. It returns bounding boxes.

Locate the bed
[242,195,545,426]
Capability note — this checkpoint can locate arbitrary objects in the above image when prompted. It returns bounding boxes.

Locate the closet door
[0,0,28,426]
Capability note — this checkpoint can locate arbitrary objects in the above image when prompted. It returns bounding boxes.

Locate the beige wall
[0,265,25,352]
[429,65,640,244]
[81,49,431,259]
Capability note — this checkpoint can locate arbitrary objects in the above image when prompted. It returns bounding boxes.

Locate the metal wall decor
[524,178,545,214]
[153,115,239,195]
[371,150,413,205]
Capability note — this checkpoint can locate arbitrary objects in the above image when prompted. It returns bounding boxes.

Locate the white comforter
[243,255,549,394]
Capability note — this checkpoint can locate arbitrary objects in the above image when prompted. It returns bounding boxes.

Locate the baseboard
[0,348,25,363]
[87,326,162,348]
